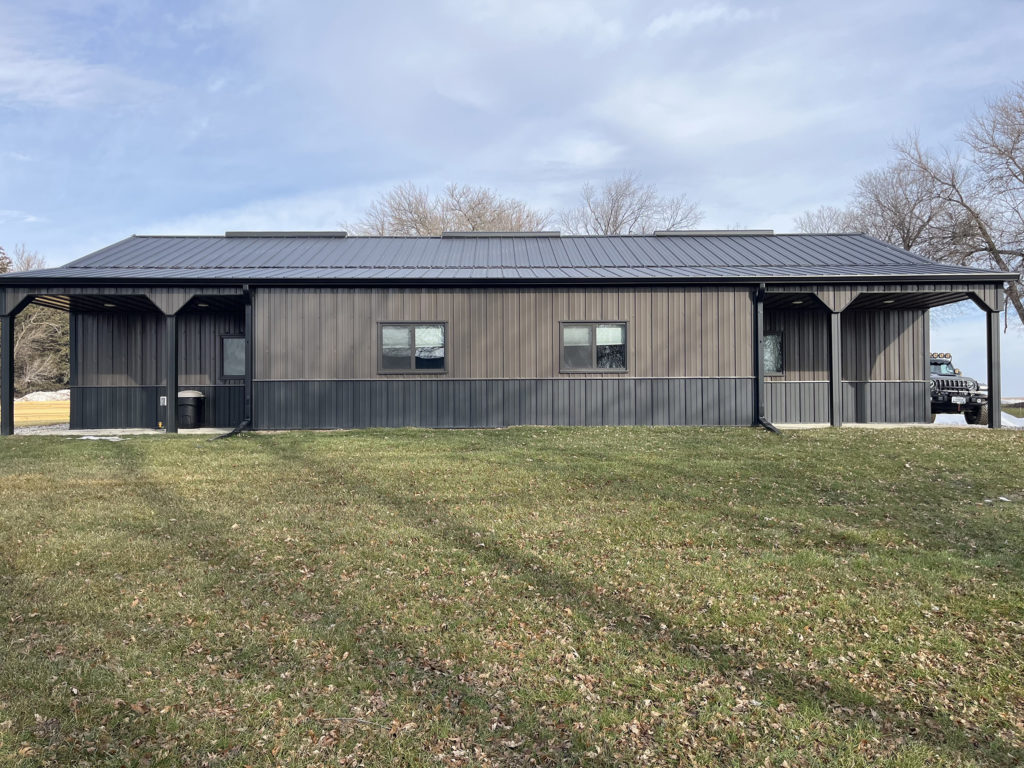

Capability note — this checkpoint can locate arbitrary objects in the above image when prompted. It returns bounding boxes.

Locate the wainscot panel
[764,381,831,424]
[252,378,755,430]
[841,382,930,424]
[71,384,244,429]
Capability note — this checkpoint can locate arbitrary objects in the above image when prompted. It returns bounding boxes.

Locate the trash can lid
[177,389,205,398]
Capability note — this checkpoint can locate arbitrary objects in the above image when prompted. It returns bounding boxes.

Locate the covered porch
[1,284,252,435]
[753,281,1005,429]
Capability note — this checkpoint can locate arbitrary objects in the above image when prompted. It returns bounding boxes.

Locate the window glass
[222,337,246,378]
[380,323,446,372]
[562,323,626,371]
[764,332,783,375]
[595,324,626,369]
[562,325,593,369]
[381,326,413,370]
[414,324,445,370]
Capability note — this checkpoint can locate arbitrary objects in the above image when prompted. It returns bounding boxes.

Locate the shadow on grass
[3,432,1019,766]
[253,432,1023,766]
[101,438,596,765]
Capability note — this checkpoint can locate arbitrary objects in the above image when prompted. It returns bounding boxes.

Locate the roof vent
[441,230,561,238]
[224,231,348,238]
[654,229,774,236]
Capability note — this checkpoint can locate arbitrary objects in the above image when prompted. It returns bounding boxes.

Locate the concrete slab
[14,424,232,436]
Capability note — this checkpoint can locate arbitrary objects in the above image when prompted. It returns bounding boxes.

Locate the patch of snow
[932,411,1023,429]
[16,389,70,402]
[1002,412,1024,428]
[76,435,125,441]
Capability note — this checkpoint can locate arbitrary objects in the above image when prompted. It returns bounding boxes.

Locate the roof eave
[0,272,1016,289]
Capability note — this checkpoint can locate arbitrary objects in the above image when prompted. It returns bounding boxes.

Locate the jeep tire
[964,404,989,425]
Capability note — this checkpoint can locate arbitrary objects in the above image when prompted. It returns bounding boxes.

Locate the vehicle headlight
[930,379,937,390]
[968,381,977,391]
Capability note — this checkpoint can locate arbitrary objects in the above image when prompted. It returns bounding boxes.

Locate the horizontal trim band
[251,376,757,383]
[765,379,927,385]
[70,383,244,389]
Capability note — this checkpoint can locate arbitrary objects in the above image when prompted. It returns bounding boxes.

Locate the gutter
[0,273,1017,288]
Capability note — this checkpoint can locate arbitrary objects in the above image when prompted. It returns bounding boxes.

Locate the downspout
[213,285,253,440]
[755,284,781,434]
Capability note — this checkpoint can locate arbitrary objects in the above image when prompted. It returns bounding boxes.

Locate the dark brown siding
[75,310,244,386]
[764,308,829,382]
[841,310,926,382]
[253,286,754,381]
[763,307,927,385]
[763,307,927,424]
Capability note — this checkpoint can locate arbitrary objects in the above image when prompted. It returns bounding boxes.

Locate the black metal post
[829,311,842,427]
[69,312,78,429]
[165,313,178,433]
[755,287,765,425]
[986,310,1001,429]
[244,298,253,425]
[1,315,13,436]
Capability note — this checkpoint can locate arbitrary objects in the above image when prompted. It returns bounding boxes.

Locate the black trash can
[177,390,205,429]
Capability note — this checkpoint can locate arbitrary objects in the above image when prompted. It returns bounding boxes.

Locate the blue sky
[1,0,1022,394]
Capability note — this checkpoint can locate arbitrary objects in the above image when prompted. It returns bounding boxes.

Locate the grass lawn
[0,427,1021,767]
[1004,403,1024,419]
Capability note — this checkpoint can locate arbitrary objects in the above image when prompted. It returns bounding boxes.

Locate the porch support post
[986,310,1001,429]
[829,311,842,427]
[754,286,765,425]
[165,313,178,433]
[1,315,13,436]
[243,295,253,425]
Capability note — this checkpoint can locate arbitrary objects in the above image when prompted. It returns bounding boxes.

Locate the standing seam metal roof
[0,233,1015,283]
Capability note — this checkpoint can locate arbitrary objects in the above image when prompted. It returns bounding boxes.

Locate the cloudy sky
[1,0,1022,393]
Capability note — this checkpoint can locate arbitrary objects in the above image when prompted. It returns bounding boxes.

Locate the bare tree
[793,160,945,255]
[898,108,1024,326]
[851,160,946,251]
[2,245,69,395]
[560,172,702,235]
[792,204,865,235]
[354,182,551,235]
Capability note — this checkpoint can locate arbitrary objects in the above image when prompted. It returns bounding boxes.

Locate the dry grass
[3,401,70,427]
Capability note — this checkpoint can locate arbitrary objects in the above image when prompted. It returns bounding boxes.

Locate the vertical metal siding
[72,309,245,428]
[252,378,754,430]
[75,310,244,387]
[253,286,754,381]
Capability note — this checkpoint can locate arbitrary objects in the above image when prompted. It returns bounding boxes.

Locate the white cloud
[0,209,43,224]
[646,4,772,37]
[525,133,624,170]
[455,0,625,47]
[591,74,850,150]
[140,187,379,237]
[0,44,162,109]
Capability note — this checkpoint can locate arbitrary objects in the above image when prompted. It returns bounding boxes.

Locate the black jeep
[929,353,989,424]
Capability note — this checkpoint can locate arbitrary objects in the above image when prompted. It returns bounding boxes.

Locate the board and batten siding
[252,286,754,381]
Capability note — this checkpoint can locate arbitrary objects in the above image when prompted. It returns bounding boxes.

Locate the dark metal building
[0,230,1014,434]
